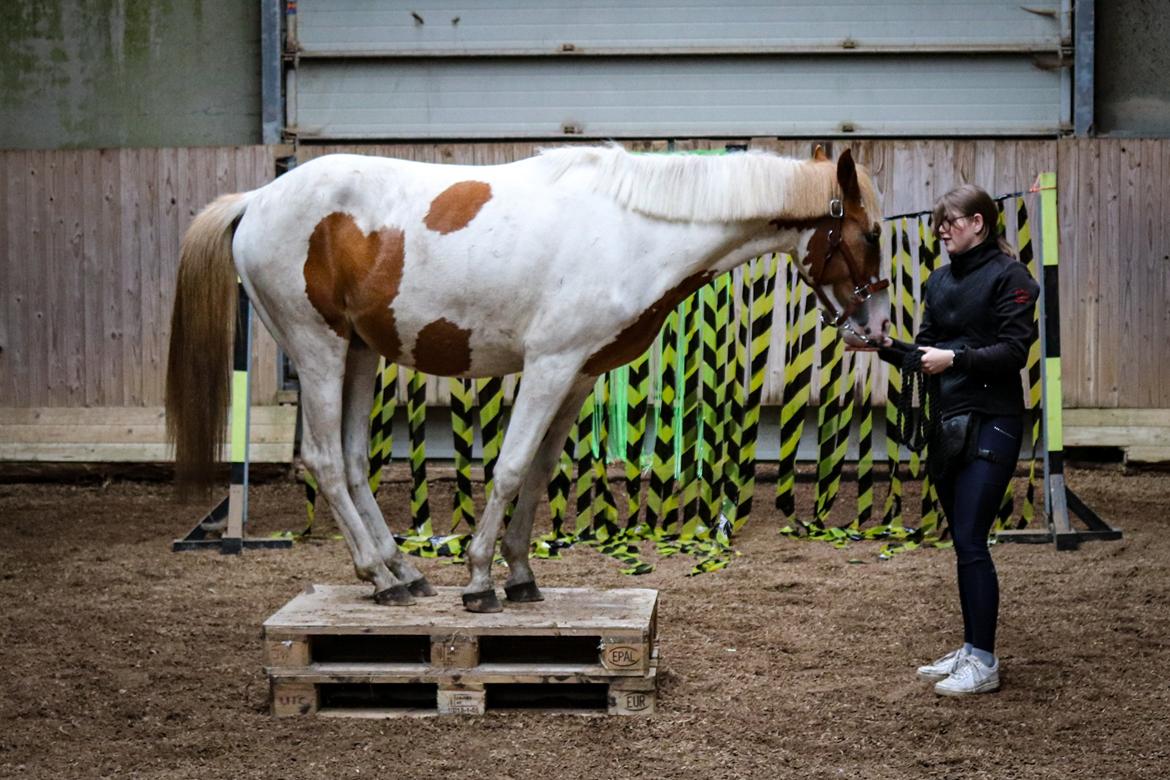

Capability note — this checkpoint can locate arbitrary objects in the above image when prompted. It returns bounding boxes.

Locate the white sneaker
[934,655,1000,696]
[916,647,969,682]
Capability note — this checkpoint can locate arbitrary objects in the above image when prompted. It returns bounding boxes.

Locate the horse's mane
[538,144,881,224]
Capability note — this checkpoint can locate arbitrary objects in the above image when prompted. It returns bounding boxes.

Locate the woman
[877,184,1039,696]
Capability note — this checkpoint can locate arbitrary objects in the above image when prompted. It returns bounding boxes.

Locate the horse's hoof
[374,584,416,606]
[462,589,503,613]
[407,577,438,597]
[504,581,544,603]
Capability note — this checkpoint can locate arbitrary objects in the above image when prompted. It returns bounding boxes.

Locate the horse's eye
[864,230,880,246]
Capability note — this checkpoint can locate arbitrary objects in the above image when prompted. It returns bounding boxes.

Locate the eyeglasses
[937,215,971,231]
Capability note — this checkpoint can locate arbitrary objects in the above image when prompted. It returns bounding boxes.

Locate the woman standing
[877,184,1039,696]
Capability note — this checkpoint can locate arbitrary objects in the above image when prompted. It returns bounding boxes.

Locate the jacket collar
[948,236,999,278]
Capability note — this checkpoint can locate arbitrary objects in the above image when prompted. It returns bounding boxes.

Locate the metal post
[261,0,283,144]
[1073,0,1095,136]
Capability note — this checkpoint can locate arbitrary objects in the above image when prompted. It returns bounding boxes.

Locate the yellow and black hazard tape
[623,352,650,531]
[813,332,848,526]
[734,255,776,526]
[880,220,909,537]
[449,376,476,533]
[718,269,747,529]
[916,220,943,540]
[852,362,875,532]
[477,376,505,511]
[368,359,397,494]
[573,389,596,536]
[534,408,577,559]
[587,379,621,539]
[697,281,721,530]
[777,261,817,521]
[1010,196,1043,533]
[677,296,703,533]
[396,369,436,558]
[645,310,680,532]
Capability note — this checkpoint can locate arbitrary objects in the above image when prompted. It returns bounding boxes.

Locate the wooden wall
[0,146,280,407]
[1057,139,1170,408]
[0,139,1165,411]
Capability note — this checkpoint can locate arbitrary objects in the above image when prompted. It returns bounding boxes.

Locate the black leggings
[933,414,1023,654]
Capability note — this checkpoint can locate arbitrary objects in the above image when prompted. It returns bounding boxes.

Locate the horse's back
[232,152,580,377]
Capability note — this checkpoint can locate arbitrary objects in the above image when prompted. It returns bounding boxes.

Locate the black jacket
[877,237,1040,418]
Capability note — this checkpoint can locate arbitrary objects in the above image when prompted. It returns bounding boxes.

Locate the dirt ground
[1,465,1168,780]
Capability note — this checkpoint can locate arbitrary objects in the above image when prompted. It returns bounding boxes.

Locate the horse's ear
[836,148,861,204]
[812,144,830,162]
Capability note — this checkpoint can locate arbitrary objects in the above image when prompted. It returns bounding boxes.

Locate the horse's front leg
[498,380,594,603]
[463,360,589,613]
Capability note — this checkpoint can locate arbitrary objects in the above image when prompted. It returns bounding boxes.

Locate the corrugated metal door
[286,0,1072,140]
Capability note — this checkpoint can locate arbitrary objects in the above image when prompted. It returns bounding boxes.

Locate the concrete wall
[0,0,260,149]
[1096,0,1170,136]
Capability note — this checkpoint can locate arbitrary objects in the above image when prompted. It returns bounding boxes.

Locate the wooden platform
[263,585,660,717]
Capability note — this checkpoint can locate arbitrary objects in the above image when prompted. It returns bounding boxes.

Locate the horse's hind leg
[499,379,593,602]
[463,360,590,612]
[341,343,435,597]
[297,350,413,605]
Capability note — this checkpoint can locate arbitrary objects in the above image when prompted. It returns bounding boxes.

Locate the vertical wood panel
[119,150,145,405]
[1137,140,1161,408]
[43,152,63,401]
[99,149,125,406]
[1118,142,1139,408]
[25,150,48,405]
[1161,142,1170,399]
[1097,140,1121,408]
[137,148,162,406]
[0,154,9,404]
[81,151,103,405]
[1058,139,1086,406]
[156,147,181,408]
[1,153,25,406]
[59,150,86,403]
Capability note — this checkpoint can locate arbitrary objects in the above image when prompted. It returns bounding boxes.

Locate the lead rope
[894,349,939,454]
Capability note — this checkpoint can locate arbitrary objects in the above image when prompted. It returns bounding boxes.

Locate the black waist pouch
[928,412,980,481]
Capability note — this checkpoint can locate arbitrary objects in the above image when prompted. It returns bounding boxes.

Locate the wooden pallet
[263,585,659,717]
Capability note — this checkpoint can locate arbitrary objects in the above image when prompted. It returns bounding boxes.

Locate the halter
[779,198,890,347]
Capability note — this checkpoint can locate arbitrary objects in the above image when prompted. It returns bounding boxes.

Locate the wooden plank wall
[1,140,1165,411]
[0,146,280,408]
[1057,139,1170,408]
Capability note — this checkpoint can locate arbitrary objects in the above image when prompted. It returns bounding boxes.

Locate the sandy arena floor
[1,466,1167,780]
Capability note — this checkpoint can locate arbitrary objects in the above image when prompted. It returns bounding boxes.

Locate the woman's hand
[918,346,955,374]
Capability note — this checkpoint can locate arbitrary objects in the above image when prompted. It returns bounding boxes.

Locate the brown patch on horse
[583,271,714,375]
[424,181,493,234]
[413,317,473,375]
[304,212,405,360]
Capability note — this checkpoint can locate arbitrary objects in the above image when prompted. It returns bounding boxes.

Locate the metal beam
[261,0,283,144]
[1074,0,1095,135]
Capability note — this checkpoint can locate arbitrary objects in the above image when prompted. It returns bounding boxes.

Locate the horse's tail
[165,192,252,498]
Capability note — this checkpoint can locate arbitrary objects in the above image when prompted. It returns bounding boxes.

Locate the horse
[166,143,890,613]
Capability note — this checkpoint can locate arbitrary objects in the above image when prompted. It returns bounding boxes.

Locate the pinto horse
[166,144,889,612]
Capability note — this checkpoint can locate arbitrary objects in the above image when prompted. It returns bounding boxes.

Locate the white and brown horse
[166,144,889,612]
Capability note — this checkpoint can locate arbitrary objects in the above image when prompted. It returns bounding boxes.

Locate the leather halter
[775,198,890,346]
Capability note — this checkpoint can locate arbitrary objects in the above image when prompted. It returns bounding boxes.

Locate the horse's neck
[647,218,795,277]
[619,218,796,309]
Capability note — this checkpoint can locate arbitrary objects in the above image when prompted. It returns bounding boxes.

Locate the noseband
[773,198,890,347]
